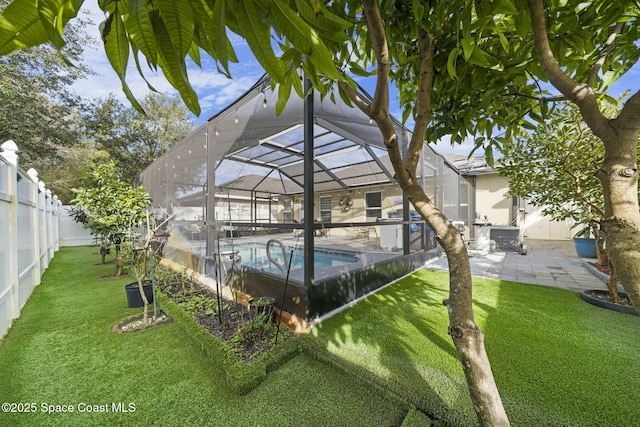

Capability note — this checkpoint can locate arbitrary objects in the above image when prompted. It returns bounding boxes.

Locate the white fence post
[38,181,48,272]
[1,141,20,324]
[53,196,60,252]
[27,169,42,286]
[46,189,53,263]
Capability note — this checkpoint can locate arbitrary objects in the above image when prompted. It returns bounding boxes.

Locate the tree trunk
[138,277,149,325]
[607,259,620,304]
[527,0,640,313]
[597,131,640,312]
[406,185,510,426]
[350,4,509,422]
[593,228,607,266]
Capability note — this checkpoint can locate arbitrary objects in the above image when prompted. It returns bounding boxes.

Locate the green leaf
[461,37,474,60]
[276,80,292,116]
[125,0,157,64]
[102,12,127,79]
[349,64,375,77]
[271,0,313,54]
[235,0,285,83]
[151,11,200,115]
[131,45,159,92]
[37,0,82,49]
[468,45,499,68]
[412,0,425,22]
[294,0,350,42]
[496,29,510,53]
[102,8,143,113]
[484,146,495,168]
[494,0,517,15]
[446,48,458,79]
[155,0,194,58]
[272,0,342,82]
[210,0,231,75]
[0,0,49,55]
[188,41,201,67]
[515,9,529,40]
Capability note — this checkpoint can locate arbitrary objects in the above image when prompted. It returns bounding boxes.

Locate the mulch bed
[586,262,633,307]
[583,288,633,307]
[155,272,291,363]
[588,262,610,275]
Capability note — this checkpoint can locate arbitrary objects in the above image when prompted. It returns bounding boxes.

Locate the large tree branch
[348,0,410,185]
[527,0,610,137]
[586,22,625,88]
[405,28,434,177]
[361,0,389,117]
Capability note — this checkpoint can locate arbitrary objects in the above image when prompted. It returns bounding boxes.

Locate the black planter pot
[125,280,154,308]
[248,296,275,321]
[581,290,638,316]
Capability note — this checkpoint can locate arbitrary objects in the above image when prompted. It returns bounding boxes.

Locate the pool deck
[425,239,608,293]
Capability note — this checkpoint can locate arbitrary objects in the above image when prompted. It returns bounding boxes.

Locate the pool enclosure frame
[139,74,473,322]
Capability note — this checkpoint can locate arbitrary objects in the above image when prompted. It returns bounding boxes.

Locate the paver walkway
[425,239,608,292]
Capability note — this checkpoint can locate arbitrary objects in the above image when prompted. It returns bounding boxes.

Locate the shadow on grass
[308,265,640,426]
[309,271,478,426]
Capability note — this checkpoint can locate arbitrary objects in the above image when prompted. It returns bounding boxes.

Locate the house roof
[444,154,498,176]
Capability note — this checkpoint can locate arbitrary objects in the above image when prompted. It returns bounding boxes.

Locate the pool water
[229,243,358,275]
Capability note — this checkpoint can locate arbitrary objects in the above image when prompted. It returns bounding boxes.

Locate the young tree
[498,101,638,302]
[71,161,151,269]
[520,0,640,313]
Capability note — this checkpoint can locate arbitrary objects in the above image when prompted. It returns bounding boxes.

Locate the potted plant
[248,296,275,322]
[120,212,175,326]
[571,223,598,259]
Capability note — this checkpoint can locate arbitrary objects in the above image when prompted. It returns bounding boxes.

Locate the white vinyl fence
[0,140,65,339]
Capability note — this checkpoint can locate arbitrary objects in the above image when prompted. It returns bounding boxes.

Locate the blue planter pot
[573,238,597,258]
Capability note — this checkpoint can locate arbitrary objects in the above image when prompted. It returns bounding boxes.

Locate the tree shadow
[309,270,478,426]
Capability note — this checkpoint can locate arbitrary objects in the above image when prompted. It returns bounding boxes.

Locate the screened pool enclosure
[139,75,473,323]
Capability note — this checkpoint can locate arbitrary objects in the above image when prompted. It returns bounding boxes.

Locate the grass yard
[0,247,407,427]
[3,246,639,427]
[310,268,640,426]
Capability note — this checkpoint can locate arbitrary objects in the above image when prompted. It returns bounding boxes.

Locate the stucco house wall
[474,173,513,226]
[474,172,572,240]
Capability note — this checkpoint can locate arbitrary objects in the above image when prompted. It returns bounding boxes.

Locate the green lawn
[310,269,640,426]
[0,247,407,427]
[3,247,638,427]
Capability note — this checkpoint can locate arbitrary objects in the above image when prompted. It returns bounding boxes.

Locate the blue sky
[73,4,640,156]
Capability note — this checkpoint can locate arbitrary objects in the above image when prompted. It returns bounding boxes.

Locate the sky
[72,4,640,157]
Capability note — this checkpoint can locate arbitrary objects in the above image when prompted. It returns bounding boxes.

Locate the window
[300,199,304,222]
[283,198,292,221]
[319,196,331,223]
[365,192,382,219]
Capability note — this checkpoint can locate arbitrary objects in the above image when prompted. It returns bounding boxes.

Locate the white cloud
[429,135,480,156]
[72,3,265,121]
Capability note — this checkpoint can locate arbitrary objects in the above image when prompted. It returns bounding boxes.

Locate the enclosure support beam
[401,133,410,255]
[303,76,315,287]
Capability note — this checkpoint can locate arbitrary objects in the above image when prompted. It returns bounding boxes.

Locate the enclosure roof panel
[141,74,420,196]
